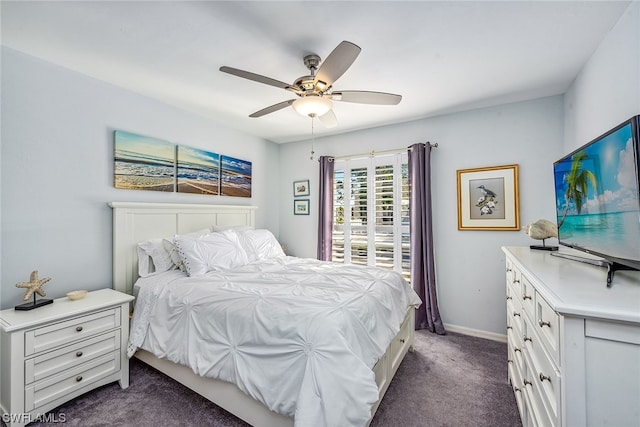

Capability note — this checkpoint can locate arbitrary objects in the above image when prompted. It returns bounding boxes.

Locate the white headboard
[109,202,257,296]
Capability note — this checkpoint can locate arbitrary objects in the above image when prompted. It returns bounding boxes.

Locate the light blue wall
[278,96,565,337]
[0,47,280,309]
[277,1,640,338]
[2,2,636,333]
[564,2,640,151]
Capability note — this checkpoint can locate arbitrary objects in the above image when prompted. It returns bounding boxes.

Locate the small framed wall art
[293,179,310,197]
[456,164,520,231]
[294,199,310,215]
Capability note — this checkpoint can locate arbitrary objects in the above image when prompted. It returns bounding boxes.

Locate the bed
[110,202,420,427]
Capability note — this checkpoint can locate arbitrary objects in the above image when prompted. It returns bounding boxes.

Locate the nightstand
[0,289,134,427]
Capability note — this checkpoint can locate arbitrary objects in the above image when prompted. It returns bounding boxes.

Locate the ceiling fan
[219,41,402,128]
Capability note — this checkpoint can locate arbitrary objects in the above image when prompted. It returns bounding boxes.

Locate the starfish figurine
[16,270,51,301]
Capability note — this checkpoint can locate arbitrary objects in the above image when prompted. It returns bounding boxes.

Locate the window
[332,153,410,281]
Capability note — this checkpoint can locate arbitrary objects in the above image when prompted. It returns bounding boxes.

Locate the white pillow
[237,229,285,262]
[174,230,249,276]
[162,228,210,271]
[137,239,175,277]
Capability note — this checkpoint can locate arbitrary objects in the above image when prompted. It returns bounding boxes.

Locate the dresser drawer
[25,330,121,385]
[520,275,535,320]
[24,350,120,411]
[525,327,561,422]
[508,296,525,339]
[534,294,559,365]
[24,308,120,356]
[523,348,557,427]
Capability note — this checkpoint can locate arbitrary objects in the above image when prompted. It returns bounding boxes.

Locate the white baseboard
[443,323,507,343]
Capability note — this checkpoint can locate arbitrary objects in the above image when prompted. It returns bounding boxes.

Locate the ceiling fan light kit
[292,95,333,118]
[219,40,402,127]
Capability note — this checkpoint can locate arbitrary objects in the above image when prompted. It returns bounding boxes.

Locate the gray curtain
[409,143,446,334]
[317,156,334,260]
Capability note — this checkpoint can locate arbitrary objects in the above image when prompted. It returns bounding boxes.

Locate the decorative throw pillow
[162,228,211,272]
[136,238,176,277]
[236,229,285,262]
[174,230,249,276]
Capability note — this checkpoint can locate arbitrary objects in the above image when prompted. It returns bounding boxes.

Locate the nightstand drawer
[24,351,120,411]
[24,308,120,356]
[25,330,121,385]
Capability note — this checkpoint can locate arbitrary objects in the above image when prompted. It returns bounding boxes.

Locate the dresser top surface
[503,246,640,323]
[0,288,134,332]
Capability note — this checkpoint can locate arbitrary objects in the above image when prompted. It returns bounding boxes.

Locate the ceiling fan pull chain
[310,117,315,161]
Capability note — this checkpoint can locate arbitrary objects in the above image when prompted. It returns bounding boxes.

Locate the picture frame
[293,179,310,197]
[456,164,520,231]
[294,199,310,215]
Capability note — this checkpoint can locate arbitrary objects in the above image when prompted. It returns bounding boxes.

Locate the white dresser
[503,246,640,427]
[0,289,134,427]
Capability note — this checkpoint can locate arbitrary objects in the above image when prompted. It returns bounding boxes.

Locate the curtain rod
[327,142,438,162]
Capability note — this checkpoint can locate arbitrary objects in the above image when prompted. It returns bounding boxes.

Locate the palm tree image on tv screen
[553,118,640,263]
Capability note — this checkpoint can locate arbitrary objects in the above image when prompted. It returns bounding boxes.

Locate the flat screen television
[553,115,640,286]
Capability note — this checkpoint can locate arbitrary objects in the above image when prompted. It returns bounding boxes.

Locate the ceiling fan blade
[314,41,361,89]
[220,66,293,91]
[249,99,296,118]
[318,109,337,128]
[330,91,402,105]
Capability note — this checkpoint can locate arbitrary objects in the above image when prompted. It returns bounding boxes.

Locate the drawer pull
[524,379,532,387]
[538,320,551,328]
[524,336,532,343]
[513,311,521,317]
[506,268,512,273]
[514,347,521,353]
[508,359,513,364]
[399,338,405,343]
[514,386,521,393]
[76,375,83,382]
[513,279,520,284]
[76,326,84,332]
[506,326,513,330]
[76,351,83,357]
[523,295,532,300]
[506,296,512,300]
[539,373,551,383]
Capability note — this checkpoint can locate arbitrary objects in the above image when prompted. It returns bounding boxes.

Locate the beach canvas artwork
[114,131,176,192]
[221,155,252,198]
[177,145,220,195]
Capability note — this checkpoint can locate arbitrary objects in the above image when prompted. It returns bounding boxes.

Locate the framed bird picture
[456,164,520,231]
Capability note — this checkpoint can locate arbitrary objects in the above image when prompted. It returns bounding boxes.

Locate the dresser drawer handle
[514,347,521,353]
[513,279,520,284]
[508,359,513,364]
[523,379,532,387]
[506,326,513,330]
[523,295,532,300]
[506,296,512,300]
[514,386,521,393]
[75,376,83,382]
[506,268,512,272]
[538,320,551,328]
[513,311,521,317]
[539,373,551,382]
[524,336,532,343]
[399,338,405,343]
[76,326,83,332]
[76,351,83,357]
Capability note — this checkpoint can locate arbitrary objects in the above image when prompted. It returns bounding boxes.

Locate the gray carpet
[15,331,521,427]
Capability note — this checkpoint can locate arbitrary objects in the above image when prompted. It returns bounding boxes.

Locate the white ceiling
[1,1,630,143]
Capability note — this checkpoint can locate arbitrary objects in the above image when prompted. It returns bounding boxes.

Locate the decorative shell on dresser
[525,219,559,251]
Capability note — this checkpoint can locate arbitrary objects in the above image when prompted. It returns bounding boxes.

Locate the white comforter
[128,256,421,427]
